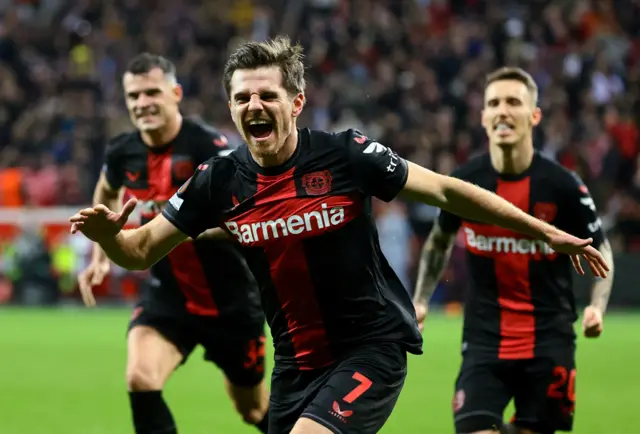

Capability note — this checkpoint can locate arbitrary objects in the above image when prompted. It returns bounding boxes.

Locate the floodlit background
[0,0,639,433]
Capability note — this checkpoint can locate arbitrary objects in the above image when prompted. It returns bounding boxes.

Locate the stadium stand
[2,3,640,434]
[0,0,639,303]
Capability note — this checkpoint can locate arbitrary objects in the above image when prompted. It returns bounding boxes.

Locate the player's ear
[531,106,542,127]
[228,103,237,123]
[480,109,489,129]
[292,93,305,118]
[172,84,183,104]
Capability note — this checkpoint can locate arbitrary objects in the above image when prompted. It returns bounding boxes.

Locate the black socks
[129,390,177,434]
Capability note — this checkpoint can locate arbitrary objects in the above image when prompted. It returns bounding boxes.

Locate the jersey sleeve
[101,138,124,190]
[436,166,465,234]
[344,129,409,202]
[162,159,220,239]
[561,173,605,249]
[196,126,235,161]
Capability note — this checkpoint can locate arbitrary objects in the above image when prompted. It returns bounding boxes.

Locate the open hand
[69,198,137,242]
[547,231,609,278]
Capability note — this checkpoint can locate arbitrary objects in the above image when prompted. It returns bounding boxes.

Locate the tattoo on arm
[413,223,456,306]
[590,239,614,313]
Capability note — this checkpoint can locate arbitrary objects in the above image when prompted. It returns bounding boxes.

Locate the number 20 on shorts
[547,366,576,403]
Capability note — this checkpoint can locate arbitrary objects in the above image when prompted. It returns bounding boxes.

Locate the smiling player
[71,42,608,434]
[413,67,614,434]
[77,53,269,434]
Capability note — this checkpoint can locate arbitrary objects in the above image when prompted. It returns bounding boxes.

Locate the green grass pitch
[0,308,638,433]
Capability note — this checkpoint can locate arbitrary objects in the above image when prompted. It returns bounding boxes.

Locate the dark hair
[222,35,306,98]
[125,53,176,80]
[485,66,538,105]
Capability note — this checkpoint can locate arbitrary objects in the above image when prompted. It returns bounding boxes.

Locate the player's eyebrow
[232,91,249,100]
[233,90,279,101]
[486,96,523,105]
[126,88,161,98]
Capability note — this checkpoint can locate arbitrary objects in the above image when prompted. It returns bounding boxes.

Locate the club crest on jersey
[533,202,557,223]
[172,158,194,181]
[302,170,332,195]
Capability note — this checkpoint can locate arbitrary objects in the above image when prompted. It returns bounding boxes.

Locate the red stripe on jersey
[255,169,334,370]
[227,194,359,246]
[495,177,535,359]
[255,167,298,203]
[147,152,174,201]
[167,242,218,316]
[147,150,218,316]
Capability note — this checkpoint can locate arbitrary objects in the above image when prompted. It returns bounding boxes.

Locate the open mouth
[136,107,160,119]
[494,122,514,135]
[246,119,274,140]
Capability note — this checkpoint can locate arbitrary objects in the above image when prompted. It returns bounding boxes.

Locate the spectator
[0,0,638,256]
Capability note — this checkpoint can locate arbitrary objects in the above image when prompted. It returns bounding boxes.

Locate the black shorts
[453,347,576,433]
[269,342,407,434]
[128,304,266,388]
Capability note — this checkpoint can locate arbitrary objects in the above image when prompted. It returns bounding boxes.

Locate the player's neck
[490,142,534,175]
[254,127,299,168]
[140,114,183,148]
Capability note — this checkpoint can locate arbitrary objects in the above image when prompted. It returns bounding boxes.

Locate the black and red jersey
[438,152,605,359]
[163,128,423,370]
[102,118,263,325]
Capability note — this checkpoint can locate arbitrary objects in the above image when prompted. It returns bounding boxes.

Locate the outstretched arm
[70,199,188,270]
[100,215,188,270]
[341,130,608,276]
[71,156,223,270]
[402,162,557,241]
[401,162,609,277]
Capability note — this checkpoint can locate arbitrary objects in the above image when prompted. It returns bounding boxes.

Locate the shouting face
[482,79,541,148]
[228,66,304,162]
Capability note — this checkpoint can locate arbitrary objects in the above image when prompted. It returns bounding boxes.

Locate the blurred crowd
[1,0,640,303]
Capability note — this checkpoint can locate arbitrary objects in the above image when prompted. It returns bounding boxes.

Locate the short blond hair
[485,66,538,106]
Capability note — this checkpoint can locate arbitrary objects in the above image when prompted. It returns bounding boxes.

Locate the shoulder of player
[534,153,585,192]
[194,153,238,183]
[104,131,140,160]
[449,152,491,181]
[105,131,136,151]
[305,128,370,151]
[182,117,227,142]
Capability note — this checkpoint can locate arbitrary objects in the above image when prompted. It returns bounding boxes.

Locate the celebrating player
[413,67,615,434]
[70,39,608,434]
[76,53,269,434]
